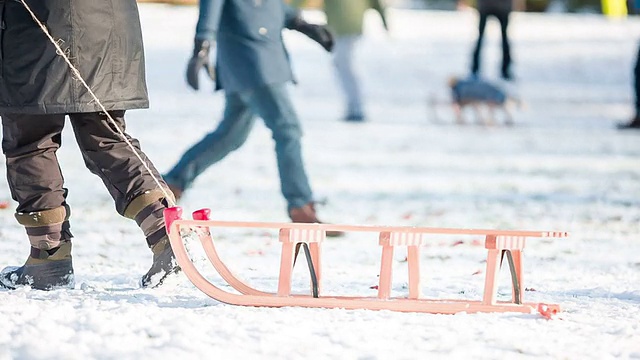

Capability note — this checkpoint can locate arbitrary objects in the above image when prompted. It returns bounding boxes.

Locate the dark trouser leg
[68,110,179,286]
[622,43,640,127]
[69,110,170,246]
[471,12,488,75]
[497,11,512,77]
[242,83,313,212]
[0,113,73,290]
[2,113,67,213]
[68,111,171,216]
[634,43,640,117]
[1,113,73,247]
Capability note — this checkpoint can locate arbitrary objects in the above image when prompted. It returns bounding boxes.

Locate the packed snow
[1,5,639,359]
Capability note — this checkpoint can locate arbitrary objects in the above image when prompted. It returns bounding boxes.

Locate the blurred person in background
[293,0,389,122]
[618,43,640,129]
[469,0,513,80]
[164,0,343,235]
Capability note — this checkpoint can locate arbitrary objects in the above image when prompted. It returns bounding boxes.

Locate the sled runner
[164,207,567,317]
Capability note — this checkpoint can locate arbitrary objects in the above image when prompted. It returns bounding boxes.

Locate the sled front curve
[164,207,567,316]
[191,209,271,296]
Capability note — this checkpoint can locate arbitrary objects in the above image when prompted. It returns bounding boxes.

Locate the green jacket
[292,0,388,36]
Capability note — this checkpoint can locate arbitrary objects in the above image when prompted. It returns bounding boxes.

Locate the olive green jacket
[292,0,388,36]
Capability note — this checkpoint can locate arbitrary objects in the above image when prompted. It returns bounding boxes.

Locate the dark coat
[0,0,149,114]
[196,0,298,94]
[477,0,513,14]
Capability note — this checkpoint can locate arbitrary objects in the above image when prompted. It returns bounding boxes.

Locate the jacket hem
[0,100,150,115]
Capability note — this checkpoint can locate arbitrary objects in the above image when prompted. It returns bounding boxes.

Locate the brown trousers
[1,111,167,216]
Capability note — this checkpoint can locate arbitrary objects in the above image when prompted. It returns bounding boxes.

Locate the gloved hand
[186,39,216,90]
[288,17,334,52]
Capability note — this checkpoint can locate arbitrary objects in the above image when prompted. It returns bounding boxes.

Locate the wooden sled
[164,207,568,317]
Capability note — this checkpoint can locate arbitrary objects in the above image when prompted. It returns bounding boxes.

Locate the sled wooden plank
[174,218,566,238]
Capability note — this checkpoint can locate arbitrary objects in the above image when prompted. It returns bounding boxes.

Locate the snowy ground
[1,6,640,359]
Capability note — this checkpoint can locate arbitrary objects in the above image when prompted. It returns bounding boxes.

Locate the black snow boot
[1,206,74,290]
[128,195,181,288]
[140,235,180,288]
[0,241,74,290]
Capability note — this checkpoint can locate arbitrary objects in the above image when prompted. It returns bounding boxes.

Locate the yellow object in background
[287,0,323,8]
[602,0,628,17]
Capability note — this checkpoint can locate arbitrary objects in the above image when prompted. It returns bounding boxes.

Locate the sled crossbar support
[164,207,568,316]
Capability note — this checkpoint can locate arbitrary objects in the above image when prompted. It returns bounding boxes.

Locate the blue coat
[451,78,507,104]
[195,0,298,94]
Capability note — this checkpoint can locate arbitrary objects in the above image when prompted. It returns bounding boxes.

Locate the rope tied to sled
[18,0,176,208]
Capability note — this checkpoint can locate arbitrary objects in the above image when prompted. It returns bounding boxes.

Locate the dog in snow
[447,76,521,126]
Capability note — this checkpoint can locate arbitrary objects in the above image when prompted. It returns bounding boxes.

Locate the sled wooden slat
[165,207,567,316]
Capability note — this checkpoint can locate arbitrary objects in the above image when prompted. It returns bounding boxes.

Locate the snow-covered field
[1,5,640,359]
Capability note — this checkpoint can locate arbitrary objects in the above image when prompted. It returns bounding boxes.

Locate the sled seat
[164,207,568,317]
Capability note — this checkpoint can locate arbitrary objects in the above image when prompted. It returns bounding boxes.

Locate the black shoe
[617,117,640,130]
[141,237,181,288]
[0,242,74,290]
[501,70,514,81]
[344,114,366,122]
